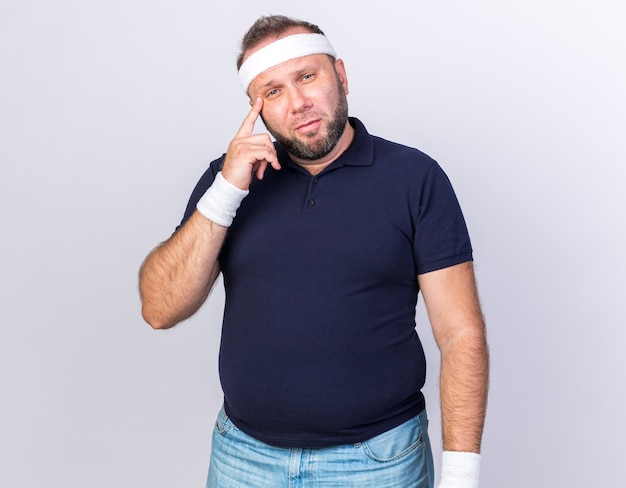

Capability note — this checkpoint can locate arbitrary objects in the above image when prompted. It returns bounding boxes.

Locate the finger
[234,97,263,138]
[260,144,280,172]
[255,137,280,169]
[255,159,275,180]
[239,138,279,170]
[253,147,281,180]
[267,151,281,171]
[255,161,266,181]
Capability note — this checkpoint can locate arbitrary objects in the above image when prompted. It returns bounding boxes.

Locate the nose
[287,86,312,114]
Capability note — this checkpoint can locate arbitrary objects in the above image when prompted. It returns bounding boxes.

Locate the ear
[334,58,349,95]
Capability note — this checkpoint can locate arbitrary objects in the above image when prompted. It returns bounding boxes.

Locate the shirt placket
[302,175,320,215]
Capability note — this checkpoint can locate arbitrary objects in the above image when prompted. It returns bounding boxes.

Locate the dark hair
[236,15,325,69]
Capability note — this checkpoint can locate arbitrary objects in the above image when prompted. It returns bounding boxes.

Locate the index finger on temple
[235,97,263,138]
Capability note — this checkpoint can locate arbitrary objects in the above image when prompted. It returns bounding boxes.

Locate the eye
[301,73,314,81]
[265,88,280,98]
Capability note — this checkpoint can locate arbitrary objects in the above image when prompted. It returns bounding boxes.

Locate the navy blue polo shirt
[179,118,473,448]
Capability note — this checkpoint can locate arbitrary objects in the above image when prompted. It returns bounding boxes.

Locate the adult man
[139,14,488,488]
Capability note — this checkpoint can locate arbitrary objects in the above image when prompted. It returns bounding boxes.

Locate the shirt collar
[277,117,375,173]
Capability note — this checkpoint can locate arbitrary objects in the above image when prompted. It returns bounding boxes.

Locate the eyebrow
[256,63,320,91]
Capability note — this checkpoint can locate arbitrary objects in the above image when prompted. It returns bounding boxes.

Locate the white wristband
[438,451,481,488]
[196,172,249,227]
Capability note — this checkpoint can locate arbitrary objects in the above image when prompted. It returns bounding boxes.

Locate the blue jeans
[206,407,434,487]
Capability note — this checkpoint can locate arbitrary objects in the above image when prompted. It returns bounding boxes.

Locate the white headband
[238,33,337,92]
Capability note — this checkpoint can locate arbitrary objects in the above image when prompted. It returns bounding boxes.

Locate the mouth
[295,118,322,133]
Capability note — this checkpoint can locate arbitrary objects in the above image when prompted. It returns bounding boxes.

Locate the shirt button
[308,199,316,206]
[312,178,318,183]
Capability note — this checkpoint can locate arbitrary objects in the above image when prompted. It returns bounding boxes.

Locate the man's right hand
[221,97,281,190]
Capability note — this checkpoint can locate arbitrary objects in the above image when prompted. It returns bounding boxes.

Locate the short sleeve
[174,156,224,232]
[413,162,473,274]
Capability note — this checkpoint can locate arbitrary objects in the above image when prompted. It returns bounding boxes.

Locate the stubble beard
[261,79,349,161]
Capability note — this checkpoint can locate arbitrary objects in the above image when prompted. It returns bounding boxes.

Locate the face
[247,50,350,163]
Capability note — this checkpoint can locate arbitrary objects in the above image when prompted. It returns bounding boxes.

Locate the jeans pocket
[361,414,425,463]
[215,407,235,435]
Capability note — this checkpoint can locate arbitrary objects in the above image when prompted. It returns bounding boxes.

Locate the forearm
[439,322,489,453]
[139,211,227,329]
[139,98,277,329]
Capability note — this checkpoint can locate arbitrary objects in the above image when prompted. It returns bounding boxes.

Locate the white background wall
[1,1,624,486]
